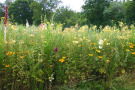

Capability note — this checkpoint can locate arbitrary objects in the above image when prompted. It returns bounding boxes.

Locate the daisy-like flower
[91,43,96,45]
[5,65,10,67]
[96,50,100,53]
[98,56,103,58]
[59,59,64,63]
[132,52,135,55]
[62,57,66,59]
[89,54,93,56]
[50,65,53,68]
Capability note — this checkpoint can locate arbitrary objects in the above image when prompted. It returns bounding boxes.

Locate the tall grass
[0,22,135,89]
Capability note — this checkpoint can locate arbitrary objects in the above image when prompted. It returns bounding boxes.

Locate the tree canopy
[0,0,135,28]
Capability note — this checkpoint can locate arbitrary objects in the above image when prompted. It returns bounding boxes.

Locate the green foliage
[8,0,33,25]
[123,0,135,25]
[30,0,60,25]
[54,6,86,28]
[0,3,5,21]
[104,2,126,25]
[82,0,110,27]
[0,24,4,69]
[30,1,42,25]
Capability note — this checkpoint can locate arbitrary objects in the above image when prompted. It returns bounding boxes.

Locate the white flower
[99,46,102,49]
[98,39,104,49]
[49,74,54,82]
[98,39,103,45]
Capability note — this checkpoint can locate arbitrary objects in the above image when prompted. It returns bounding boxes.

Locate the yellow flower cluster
[6,52,15,56]
[59,57,66,63]
[128,43,134,49]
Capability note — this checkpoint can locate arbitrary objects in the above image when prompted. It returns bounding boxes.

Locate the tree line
[0,0,135,28]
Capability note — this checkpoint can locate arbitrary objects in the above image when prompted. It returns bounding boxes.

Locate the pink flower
[54,47,58,52]
[40,23,44,29]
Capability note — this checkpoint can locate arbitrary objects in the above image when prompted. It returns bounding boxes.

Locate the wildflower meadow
[0,22,135,89]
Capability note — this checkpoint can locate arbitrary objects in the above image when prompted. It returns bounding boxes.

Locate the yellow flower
[78,45,81,47]
[132,52,135,55]
[131,49,134,51]
[26,51,29,54]
[12,52,15,54]
[5,65,10,67]
[99,68,105,74]
[59,59,65,63]
[129,43,133,45]
[50,65,53,68]
[126,49,130,52]
[105,60,110,63]
[91,43,96,45]
[121,69,125,74]
[73,41,79,44]
[62,57,66,59]
[93,47,96,49]
[96,50,100,53]
[89,54,93,56]
[106,43,110,45]
[6,52,12,56]
[20,56,24,59]
[98,56,102,58]
[129,45,133,48]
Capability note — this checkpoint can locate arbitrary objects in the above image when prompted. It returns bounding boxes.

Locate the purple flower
[54,47,58,52]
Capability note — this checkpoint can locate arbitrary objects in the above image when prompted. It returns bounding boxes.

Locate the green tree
[123,0,135,25]
[30,0,61,25]
[54,6,86,28]
[5,0,14,7]
[0,3,5,21]
[82,0,110,27]
[8,0,33,25]
[104,2,125,25]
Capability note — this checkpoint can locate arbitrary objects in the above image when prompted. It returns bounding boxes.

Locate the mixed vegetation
[0,0,135,89]
[0,22,135,89]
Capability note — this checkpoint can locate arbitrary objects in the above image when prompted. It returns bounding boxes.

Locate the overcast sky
[0,0,85,12]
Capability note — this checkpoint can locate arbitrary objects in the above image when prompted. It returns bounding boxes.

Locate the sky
[0,0,85,12]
